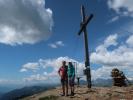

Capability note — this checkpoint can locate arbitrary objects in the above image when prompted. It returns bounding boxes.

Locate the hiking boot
[60,93,65,96]
[71,92,74,96]
[65,94,69,96]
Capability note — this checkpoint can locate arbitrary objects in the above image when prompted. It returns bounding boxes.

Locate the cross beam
[77,5,93,88]
[78,15,93,35]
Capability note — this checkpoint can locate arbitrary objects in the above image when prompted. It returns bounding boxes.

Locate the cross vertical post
[78,5,93,88]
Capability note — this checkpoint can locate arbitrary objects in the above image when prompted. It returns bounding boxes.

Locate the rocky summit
[22,85,133,100]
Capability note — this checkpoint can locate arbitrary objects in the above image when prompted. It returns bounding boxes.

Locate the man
[58,61,68,96]
[68,62,75,96]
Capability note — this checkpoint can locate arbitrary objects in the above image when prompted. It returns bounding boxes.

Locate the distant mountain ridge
[0,85,56,100]
[80,78,132,87]
[0,86,15,93]
[0,92,3,98]
[79,78,113,87]
[93,78,113,87]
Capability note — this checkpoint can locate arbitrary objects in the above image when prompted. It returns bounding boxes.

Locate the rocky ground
[22,85,133,100]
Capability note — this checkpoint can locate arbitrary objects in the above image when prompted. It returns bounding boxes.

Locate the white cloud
[48,41,65,48]
[126,35,133,47]
[24,74,47,82]
[0,79,10,84]
[21,56,86,82]
[56,41,65,46]
[95,34,118,54]
[20,68,27,72]
[104,34,118,47]
[108,16,119,23]
[21,57,85,75]
[107,0,133,17]
[48,44,57,48]
[39,57,85,76]
[92,66,113,80]
[0,0,53,46]
[0,79,22,85]
[20,62,40,72]
[90,33,133,79]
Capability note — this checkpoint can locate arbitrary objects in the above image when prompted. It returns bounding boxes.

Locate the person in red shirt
[58,61,68,96]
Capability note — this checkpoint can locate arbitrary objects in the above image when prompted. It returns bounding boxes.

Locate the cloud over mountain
[108,0,133,17]
[90,34,133,80]
[0,0,53,46]
[20,57,85,82]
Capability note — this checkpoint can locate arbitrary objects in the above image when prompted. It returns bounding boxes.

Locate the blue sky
[0,0,133,86]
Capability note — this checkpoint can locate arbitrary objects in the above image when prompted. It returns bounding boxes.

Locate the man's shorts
[61,78,68,86]
[69,77,75,87]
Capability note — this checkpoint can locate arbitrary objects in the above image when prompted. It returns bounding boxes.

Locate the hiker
[68,62,75,96]
[58,61,68,96]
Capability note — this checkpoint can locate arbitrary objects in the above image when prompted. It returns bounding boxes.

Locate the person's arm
[72,67,75,78]
[58,67,61,76]
[67,66,69,76]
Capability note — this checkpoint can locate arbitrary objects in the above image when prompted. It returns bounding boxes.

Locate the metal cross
[77,5,93,88]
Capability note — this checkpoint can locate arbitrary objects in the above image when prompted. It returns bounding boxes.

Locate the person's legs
[65,79,68,96]
[70,86,73,95]
[69,77,74,96]
[71,77,75,96]
[62,85,65,95]
[61,79,65,96]
[72,86,74,94]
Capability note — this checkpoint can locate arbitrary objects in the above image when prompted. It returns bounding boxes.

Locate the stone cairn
[111,68,127,87]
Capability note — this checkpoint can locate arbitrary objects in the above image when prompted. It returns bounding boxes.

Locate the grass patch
[39,95,59,100]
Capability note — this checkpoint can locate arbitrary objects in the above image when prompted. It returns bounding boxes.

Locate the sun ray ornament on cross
[77,5,94,88]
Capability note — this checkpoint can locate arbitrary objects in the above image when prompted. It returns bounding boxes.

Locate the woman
[68,62,75,96]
